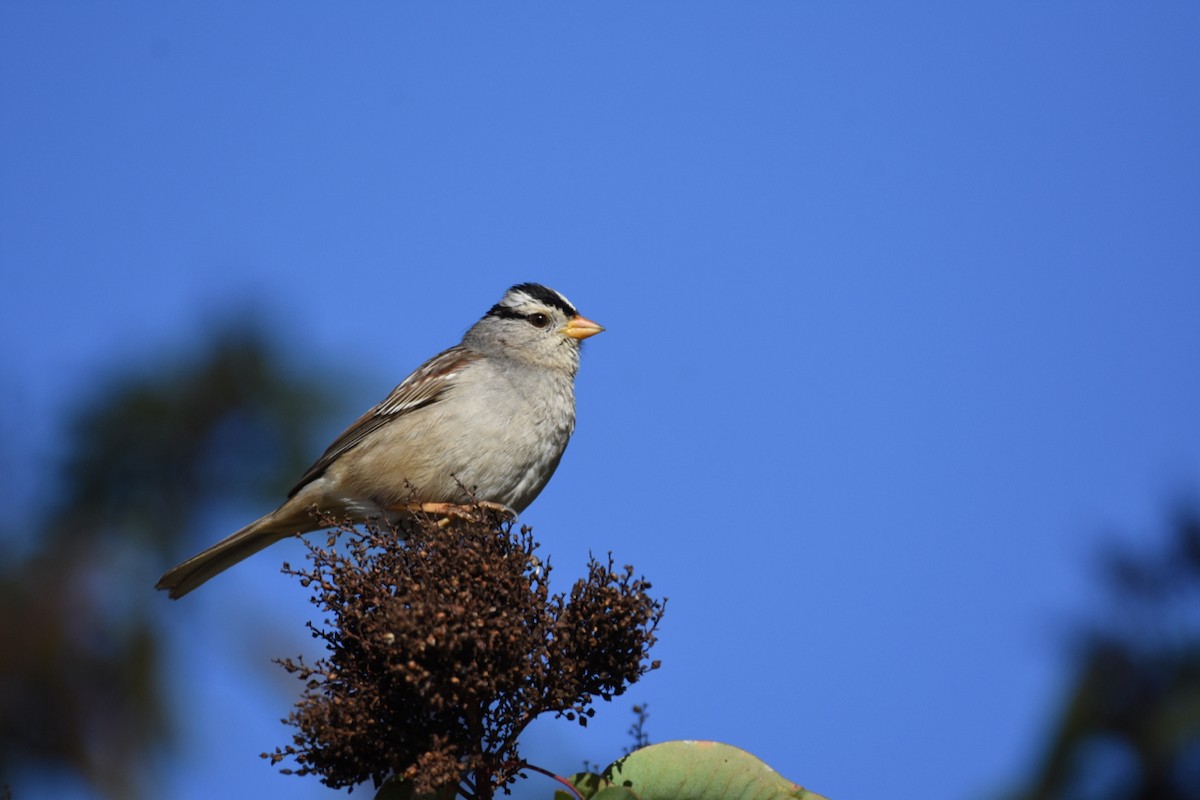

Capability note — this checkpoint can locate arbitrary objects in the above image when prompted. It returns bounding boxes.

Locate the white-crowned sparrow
[156,283,603,599]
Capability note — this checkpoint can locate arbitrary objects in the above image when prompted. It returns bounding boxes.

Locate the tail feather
[156,510,303,599]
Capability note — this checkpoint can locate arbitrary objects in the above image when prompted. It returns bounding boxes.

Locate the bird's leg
[393,501,518,527]
[427,500,519,528]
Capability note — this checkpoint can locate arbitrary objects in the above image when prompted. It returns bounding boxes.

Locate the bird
[156,282,603,599]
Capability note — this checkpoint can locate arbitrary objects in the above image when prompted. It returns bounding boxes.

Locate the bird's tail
[155,508,306,599]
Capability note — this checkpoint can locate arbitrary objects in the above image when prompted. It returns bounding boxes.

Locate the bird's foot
[397,501,518,527]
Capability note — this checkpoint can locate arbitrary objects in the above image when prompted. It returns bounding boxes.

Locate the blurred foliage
[1007,508,1200,800]
[0,325,338,798]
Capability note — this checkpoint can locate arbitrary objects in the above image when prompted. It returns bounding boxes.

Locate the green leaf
[592,787,644,800]
[555,771,612,800]
[603,741,828,800]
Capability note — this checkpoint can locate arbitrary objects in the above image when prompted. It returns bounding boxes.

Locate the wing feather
[287,346,480,496]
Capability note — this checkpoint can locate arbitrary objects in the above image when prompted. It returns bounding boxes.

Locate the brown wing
[287,345,481,497]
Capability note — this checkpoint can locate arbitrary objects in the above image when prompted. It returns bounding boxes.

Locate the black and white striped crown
[488,283,578,320]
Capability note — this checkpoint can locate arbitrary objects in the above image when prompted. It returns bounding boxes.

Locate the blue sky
[3,4,1200,799]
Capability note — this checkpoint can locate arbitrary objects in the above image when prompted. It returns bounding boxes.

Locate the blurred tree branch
[0,324,338,798]
[1006,507,1200,800]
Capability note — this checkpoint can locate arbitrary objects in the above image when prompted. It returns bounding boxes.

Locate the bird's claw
[406,501,518,527]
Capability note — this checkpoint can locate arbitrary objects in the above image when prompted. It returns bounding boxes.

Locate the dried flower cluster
[263,508,664,797]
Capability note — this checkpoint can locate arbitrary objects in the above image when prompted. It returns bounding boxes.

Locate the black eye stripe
[487,305,527,321]
[486,307,554,328]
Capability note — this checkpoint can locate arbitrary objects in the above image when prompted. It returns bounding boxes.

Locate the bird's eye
[527,313,550,329]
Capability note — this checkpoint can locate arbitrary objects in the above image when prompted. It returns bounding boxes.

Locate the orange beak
[564,315,605,340]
